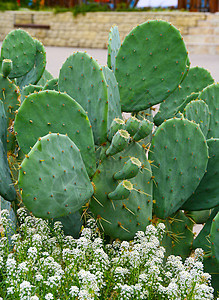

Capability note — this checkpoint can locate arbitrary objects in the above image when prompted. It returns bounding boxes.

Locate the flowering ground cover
[0,208,214,299]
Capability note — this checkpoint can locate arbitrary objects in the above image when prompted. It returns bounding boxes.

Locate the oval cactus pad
[16,39,46,89]
[1,29,36,78]
[115,20,188,112]
[149,118,208,219]
[182,138,219,211]
[58,52,108,145]
[198,83,219,139]
[18,133,94,219]
[184,100,210,138]
[14,91,96,177]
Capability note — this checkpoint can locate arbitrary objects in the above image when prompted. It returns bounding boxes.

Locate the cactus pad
[182,138,219,211]
[193,206,218,252]
[43,78,58,91]
[107,25,121,72]
[184,100,210,138]
[58,52,108,145]
[1,29,36,79]
[0,100,16,201]
[149,118,208,219]
[16,39,46,89]
[37,69,53,86]
[154,67,214,125]
[115,20,188,112]
[210,212,219,262]
[161,210,194,260]
[18,133,94,219]
[102,66,122,130]
[0,74,20,128]
[198,83,219,139]
[14,91,96,177]
[20,85,42,104]
[90,142,153,240]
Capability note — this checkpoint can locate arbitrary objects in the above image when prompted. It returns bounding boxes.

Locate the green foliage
[0,1,19,11]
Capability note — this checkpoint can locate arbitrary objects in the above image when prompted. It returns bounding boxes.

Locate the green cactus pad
[161,210,194,260]
[2,59,12,78]
[58,52,108,145]
[108,117,125,141]
[179,55,190,84]
[177,92,200,114]
[133,108,154,146]
[102,66,122,130]
[14,91,96,177]
[1,29,36,79]
[114,157,141,180]
[90,142,153,240]
[198,83,219,139]
[0,74,20,128]
[20,84,42,104]
[52,211,83,238]
[203,255,219,296]
[115,20,188,112]
[108,180,133,200]
[154,67,214,125]
[193,206,219,252]
[210,212,219,262]
[16,39,46,89]
[0,100,16,201]
[126,116,140,136]
[18,133,94,219]
[106,129,130,156]
[133,119,153,141]
[185,209,211,224]
[149,118,208,219]
[43,78,58,91]
[182,138,219,211]
[37,69,53,86]
[107,25,121,72]
[184,100,210,138]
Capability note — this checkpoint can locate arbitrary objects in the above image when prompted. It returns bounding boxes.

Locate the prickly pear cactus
[115,20,188,112]
[154,67,214,125]
[58,52,109,145]
[14,91,96,177]
[89,142,153,240]
[183,100,210,138]
[1,29,37,79]
[182,138,219,211]
[0,100,16,201]
[107,25,121,72]
[18,133,94,219]
[0,23,218,289]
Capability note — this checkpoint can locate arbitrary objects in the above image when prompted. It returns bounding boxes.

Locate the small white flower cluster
[0,208,214,299]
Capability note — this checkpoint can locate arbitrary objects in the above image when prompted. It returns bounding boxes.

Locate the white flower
[35,274,43,281]
[30,296,39,300]
[45,293,54,300]
[20,280,32,290]
[69,286,79,297]
[7,286,14,295]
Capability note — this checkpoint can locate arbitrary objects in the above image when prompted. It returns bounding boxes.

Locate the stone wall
[0,10,207,48]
